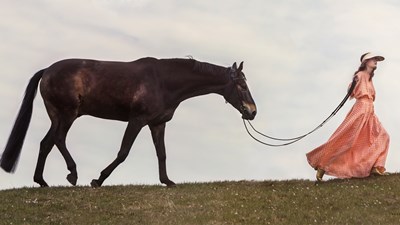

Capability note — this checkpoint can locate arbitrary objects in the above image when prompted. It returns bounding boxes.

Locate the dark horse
[0,57,256,187]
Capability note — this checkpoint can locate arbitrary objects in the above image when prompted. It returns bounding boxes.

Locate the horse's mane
[192,59,227,76]
[161,57,228,76]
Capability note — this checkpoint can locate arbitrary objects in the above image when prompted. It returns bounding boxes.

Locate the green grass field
[1,174,400,225]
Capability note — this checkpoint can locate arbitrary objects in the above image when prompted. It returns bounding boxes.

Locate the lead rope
[244,77,358,147]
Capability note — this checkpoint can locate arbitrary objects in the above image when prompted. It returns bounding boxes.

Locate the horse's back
[39,58,162,121]
[40,57,159,94]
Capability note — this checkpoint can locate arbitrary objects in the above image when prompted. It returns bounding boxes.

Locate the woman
[306,52,390,181]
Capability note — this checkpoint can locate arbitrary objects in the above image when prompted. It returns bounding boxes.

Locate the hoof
[34,178,49,187]
[40,183,49,188]
[90,179,102,188]
[67,173,78,186]
[164,180,176,188]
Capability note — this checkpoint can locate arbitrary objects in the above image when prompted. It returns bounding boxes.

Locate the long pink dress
[306,71,390,178]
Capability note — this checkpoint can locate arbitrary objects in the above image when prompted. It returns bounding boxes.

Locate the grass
[1,174,400,225]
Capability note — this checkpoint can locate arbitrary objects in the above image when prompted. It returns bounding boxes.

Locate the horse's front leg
[149,123,176,187]
[91,118,144,187]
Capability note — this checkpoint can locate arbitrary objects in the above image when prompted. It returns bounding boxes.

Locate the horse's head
[224,62,257,120]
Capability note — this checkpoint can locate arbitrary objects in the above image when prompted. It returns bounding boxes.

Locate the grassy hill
[1,174,400,225]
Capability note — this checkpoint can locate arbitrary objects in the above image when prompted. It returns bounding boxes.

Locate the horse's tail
[0,69,45,172]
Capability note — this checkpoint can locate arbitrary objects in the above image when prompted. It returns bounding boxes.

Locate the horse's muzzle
[241,103,257,120]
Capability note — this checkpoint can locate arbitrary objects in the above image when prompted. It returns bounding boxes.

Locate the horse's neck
[164,62,229,103]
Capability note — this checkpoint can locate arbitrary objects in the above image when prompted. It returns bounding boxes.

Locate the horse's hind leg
[34,124,56,187]
[54,115,78,186]
[34,109,78,186]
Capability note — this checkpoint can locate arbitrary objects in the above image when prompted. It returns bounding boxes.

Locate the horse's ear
[238,61,244,71]
[232,62,237,70]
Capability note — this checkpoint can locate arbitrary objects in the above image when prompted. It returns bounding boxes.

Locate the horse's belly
[79,104,130,122]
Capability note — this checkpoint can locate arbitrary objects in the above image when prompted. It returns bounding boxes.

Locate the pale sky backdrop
[1,0,399,190]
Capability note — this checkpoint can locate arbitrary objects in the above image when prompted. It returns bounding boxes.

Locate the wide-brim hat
[361,52,385,63]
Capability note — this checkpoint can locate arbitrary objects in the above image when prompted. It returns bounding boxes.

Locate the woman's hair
[354,53,375,80]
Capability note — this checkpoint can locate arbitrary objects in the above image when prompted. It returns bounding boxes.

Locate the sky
[1,0,400,190]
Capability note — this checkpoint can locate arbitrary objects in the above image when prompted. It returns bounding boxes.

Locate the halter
[227,66,248,114]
